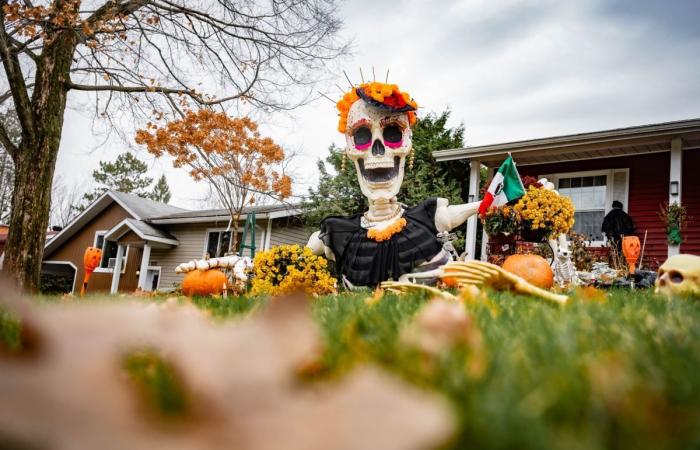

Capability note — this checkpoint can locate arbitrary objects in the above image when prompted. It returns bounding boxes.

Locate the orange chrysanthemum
[367,218,408,242]
[337,82,418,133]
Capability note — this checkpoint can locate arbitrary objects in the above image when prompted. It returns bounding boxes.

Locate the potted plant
[513,185,575,242]
[659,202,689,253]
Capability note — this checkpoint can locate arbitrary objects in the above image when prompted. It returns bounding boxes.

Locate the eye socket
[383,124,402,143]
[353,126,372,148]
[669,270,684,284]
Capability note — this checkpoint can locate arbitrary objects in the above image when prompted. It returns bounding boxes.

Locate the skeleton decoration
[655,254,700,299]
[540,178,578,287]
[548,233,579,288]
[307,81,480,287]
[175,255,253,283]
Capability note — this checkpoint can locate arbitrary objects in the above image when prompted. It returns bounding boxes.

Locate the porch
[433,118,700,267]
[101,218,179,293]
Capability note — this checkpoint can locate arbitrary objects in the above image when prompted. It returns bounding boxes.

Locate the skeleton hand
[440,260,568,305]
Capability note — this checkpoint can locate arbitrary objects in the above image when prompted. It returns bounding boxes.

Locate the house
[42,191,309,294]
[434,118,700,269]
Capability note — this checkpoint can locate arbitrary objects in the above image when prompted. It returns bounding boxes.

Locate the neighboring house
[42,191,309,294]
[434,118,700,269]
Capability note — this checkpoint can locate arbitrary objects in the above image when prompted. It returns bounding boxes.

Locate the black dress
[319,198,443,287]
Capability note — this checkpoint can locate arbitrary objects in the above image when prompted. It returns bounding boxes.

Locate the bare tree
[49,174,83,227]
[0,108,19,223]
[0,0,347,291]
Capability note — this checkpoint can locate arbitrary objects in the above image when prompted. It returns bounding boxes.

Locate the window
[93,230,128,272]
[206,230,233,258]
[540,169,629,245]
[94,231,106,249]
[558,175,607,241]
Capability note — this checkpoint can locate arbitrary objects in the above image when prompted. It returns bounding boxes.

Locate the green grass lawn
[3,288,700,450]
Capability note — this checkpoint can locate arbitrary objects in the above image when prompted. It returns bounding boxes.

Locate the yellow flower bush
[514,186,575,238]
[251,245,337,297]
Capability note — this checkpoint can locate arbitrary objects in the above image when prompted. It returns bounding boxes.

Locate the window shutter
[611,169,629,211]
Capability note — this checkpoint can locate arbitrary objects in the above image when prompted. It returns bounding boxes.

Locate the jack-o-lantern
[81,246,103,296]
[502,254,554,289]
[622,236,641,274]
[181,269,228,297]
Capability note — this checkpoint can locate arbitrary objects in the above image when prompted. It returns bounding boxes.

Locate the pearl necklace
[362,204,403,228]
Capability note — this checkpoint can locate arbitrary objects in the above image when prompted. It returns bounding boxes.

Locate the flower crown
[336,82,418,133]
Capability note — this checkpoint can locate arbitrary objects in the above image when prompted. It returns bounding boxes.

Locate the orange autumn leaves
[135,110,292,200]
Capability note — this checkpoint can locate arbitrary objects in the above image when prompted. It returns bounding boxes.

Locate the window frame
[203,228,234,258]
[93,230,107,248]
[92,230,129,274]
[539,168,629,246]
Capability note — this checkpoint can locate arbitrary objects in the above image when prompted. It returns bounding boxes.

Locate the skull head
[344,97,413,202]
[655,254,700,299]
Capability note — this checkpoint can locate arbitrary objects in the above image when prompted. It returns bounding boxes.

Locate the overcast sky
[55,0,700,210]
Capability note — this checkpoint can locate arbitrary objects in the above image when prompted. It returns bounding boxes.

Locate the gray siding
[150,221,265,291]
[268,219,310,248]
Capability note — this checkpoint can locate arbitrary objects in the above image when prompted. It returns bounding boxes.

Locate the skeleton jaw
[358,157,400,184]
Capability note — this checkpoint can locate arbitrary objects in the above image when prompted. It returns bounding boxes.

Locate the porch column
[480,228,489,261]
[265,218,272,250]
[110,244,125,294]
[669,138,683,257]
[465,160,481,259]
[137,243,152,290]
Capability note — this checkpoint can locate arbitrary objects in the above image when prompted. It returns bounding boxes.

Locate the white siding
[268,219,310,248]
[150,222,265,291]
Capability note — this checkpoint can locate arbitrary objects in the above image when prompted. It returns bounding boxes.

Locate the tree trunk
[2,33,76,293]
[3,143,59,292]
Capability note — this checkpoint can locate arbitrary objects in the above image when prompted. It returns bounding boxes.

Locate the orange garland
[367,218,407,242]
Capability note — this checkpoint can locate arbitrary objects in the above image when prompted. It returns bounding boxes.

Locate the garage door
[41,262,77,294]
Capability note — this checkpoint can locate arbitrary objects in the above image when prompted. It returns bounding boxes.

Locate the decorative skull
[344,89,414,202]
[655,254,700,299]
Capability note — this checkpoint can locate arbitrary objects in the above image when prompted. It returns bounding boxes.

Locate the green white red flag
[478,155,526,215]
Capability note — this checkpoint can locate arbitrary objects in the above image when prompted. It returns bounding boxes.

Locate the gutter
[433,118,700,162]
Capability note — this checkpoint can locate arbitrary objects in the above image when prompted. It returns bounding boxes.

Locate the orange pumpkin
[502,254,554,289]
[622,236,641,274]
[181,269,228,297]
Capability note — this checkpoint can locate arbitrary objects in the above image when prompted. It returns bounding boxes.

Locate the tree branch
[0,0,35,138]
[0,121,18,159]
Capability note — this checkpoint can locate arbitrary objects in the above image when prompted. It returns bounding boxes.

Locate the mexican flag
[478,155,526,215]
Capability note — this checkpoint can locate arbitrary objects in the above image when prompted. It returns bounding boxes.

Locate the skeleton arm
[434,198,482,233]
[307,231,336,261]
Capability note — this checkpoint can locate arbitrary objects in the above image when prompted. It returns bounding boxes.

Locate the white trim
[264,218,273,250]
[147,208,301,225]
[465,160,481,259]
[103,218,179,246]
[669,138,683,257]
[137,243,152,290]
[203,227,235,258]
[110,244,125,294]
[670,138,683,205]
[44,191,114,253]
[95,246,129,273]
[42,260,78,294]
[433,118,700,162]
[93,230,107,248]
[540,168,630,246]
[144,265,162,291]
